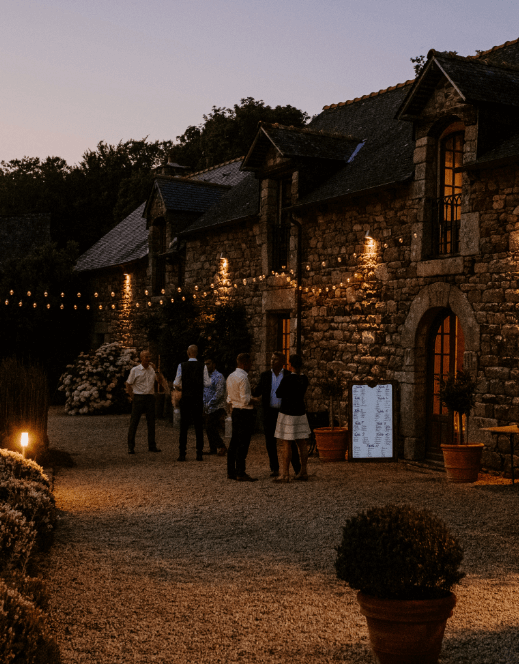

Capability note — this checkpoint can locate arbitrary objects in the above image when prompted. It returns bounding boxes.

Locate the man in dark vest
[173,345,211,461]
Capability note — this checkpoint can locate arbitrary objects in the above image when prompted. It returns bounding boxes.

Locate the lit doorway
[426,310,465,462]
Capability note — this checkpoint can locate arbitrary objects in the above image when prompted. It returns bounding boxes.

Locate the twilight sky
[2,0,518,165]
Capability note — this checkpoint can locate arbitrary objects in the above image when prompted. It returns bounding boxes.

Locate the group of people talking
[126,347,310,483]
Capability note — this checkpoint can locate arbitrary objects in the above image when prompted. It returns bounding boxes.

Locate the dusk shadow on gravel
[442,625,519,663]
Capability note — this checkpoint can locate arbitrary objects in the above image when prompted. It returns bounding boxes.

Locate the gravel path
[44,407,519,663]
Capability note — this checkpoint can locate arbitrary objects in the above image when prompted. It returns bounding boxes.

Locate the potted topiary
[439,370,483,483]
[314,368,348,461]
[335,503,465,664]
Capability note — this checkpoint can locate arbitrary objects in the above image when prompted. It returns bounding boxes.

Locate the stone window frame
[412,115,480,266]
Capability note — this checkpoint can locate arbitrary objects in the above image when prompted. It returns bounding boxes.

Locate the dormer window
[433,128,464,256]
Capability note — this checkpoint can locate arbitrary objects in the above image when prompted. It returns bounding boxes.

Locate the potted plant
[335,503,465,664]
[439,369,483,483]
[314,368,348,461]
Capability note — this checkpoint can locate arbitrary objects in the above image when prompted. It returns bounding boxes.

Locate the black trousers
[264,407,301,474]
[128,394,156,450]
[204,408,226,452]
[179,401,204,455]
[227,409,255,477]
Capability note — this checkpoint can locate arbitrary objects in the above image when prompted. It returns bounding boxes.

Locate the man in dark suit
[252,352,301,477]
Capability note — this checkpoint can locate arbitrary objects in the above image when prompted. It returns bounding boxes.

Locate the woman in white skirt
[273,354,311,483]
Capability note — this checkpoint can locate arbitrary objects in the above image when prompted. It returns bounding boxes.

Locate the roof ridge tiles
[188,156,244,178]
[259,121,357,141]
[322,80,414,111]
[429,47,519,73]
[471,37,519,60]
[155,175,230,189]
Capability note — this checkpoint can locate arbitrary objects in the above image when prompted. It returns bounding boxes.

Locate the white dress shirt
[226,368,253,409]
[126,364,156,394]
[173,358,211,389]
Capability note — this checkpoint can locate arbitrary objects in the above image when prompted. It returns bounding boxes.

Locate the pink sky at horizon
[2,0,518,166]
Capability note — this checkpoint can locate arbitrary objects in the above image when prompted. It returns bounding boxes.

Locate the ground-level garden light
[21,432,28,458]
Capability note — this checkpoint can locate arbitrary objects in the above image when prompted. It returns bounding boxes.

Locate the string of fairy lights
[2,241,387,312]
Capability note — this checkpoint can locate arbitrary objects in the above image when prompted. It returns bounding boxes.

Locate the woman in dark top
[273,354,311,482]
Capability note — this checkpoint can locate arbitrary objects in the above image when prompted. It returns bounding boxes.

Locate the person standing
[173,345,211,461]
[226,353,259,482]
[126,350,163,454]
[273,354,311,483]
[203,357,227,456]
[252,352,301,477]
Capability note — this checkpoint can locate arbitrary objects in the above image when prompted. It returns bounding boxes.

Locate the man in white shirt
[173,345,211,461]
[126,350,163,454]
[226,352,260,481]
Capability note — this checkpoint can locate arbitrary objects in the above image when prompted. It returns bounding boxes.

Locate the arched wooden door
[426,310,466,462]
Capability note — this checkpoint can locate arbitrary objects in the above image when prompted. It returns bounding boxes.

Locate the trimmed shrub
[0,506,36,573]
[335,503,465,600]
[0,449,51,490]
[0,479,55,550]
[0,578,61,664]
[58,341,138,414]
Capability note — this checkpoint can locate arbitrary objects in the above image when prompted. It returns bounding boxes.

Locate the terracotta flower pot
[357,591,456,664]
[314,427,348,461]
[441,443,484,483]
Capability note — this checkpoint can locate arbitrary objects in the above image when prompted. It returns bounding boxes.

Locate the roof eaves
[288,173,414,212]
[322,80,414,112]
[179,213,259,237]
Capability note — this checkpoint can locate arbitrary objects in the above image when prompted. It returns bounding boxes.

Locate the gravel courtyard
[44,407,519,664]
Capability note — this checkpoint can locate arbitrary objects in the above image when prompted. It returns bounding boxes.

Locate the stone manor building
[76,38,519,471]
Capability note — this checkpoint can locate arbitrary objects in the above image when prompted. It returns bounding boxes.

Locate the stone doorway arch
[398,282,480,460]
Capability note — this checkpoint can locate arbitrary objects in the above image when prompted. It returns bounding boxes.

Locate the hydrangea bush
[0,450,50,491]
[58,342,138,415]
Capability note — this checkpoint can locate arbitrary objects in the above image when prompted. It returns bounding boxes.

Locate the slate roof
[242,124,360,169]
[473,38,519,68]
[152,177,229,214]
[181,174,259,235]
[189,158,248,186]
[75,203,147,272]
[292,84,415,207]
[398,53,519,120]
[463,130,519,171]
[0,214,51,267]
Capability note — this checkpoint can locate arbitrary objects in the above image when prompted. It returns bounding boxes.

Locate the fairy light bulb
[60,304,64,309]
[27,291,31,297]
[111,292,115,297]
[161,289,165,295]
[86,305,90,310]
[47,303,51,309]
[94,292,98,298]
[9,290,13,296]
[33,302,37,308]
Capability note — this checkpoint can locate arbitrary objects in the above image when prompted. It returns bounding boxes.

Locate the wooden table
[480,425,519,485]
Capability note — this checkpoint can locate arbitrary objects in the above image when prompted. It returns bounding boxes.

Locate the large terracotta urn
[314,427,348,461]
[357,591,456,664]
[441,443,484,483]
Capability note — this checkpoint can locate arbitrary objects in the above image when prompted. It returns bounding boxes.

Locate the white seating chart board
[349,382,396,461]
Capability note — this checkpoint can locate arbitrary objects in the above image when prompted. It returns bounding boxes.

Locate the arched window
[433,126,464,256]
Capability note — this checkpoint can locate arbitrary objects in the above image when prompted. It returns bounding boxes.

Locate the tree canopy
[169,97,310,171]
